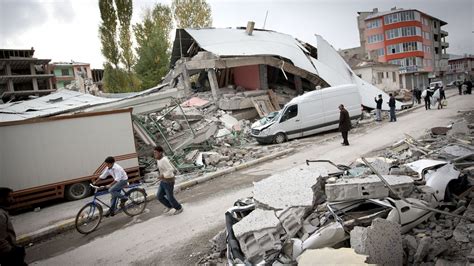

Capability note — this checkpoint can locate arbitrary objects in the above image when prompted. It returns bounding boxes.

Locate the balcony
[442,54,449,60]
[440,30,448,36]
[441,41,449,48]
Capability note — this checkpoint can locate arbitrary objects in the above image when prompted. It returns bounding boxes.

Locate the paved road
[28,93,471,265]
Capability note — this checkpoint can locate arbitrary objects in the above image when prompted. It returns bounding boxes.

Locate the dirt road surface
[29,93,471,265]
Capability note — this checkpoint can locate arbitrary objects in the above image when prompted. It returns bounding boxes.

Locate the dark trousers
[157,181,182,210]
[425,99,430,110]
[389,107,396,122]
[0,245,27,266]
[341,131,349,145]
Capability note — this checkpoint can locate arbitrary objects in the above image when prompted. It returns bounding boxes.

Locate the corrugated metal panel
[0,90,117,122]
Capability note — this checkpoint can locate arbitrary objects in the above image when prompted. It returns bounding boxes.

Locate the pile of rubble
[200,112,474,265]
[135,88,291,181]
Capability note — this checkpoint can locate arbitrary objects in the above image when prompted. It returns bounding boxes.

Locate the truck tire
[274,133,286,144]
[65,182,92,201]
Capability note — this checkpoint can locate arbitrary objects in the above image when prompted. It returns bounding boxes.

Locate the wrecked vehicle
[251,111,280,128]
[250,84,362,144]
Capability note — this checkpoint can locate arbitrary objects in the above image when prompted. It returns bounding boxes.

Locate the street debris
[199,112,474,265]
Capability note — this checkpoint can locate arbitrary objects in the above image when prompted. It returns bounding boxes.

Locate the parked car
[447,80,462,88]
[429,81,444,90]
[250,84,362,144]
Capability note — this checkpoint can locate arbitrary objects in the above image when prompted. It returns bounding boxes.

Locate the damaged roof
[0,90,117,122]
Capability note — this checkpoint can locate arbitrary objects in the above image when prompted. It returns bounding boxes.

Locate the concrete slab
[350,218,403,265]
[253,167,324,210]
[219,114,239,130]
[232,209,280,238]
[355,157,394,175]
[277,207,307,239]
[441,145,473,157]
[325,175,414,201]
[297,248,368,265]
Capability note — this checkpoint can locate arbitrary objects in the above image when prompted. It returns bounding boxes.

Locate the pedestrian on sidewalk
[93,156,129,217]
[388,93,397,122]
[154,146,183,215]
[0,187,27,266]
[423,87,431,110]
[415,87,422,104]
[374,94,383,121]
[458,82,463,95]
[338,104,351,146]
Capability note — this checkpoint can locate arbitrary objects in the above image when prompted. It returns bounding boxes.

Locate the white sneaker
[163,207,172,214]
[172,208,183,215]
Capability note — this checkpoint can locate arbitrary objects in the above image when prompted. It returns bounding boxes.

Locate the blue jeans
[157,181,182,210]
[389,107,396,122]
[109,180,128,212]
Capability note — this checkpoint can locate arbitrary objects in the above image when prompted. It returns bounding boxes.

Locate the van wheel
[274,133,286,144]
[65,182,92,201]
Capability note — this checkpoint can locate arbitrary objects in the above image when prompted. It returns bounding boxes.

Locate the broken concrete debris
[351,218,403,265]
[199,114,473,265]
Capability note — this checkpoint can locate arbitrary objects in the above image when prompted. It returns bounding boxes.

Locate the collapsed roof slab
[253,167,326,210]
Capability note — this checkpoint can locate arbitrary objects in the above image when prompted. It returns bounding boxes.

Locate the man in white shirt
[154,146,183,215]
[93,156,128,217]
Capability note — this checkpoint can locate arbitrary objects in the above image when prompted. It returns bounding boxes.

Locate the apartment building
[357,7,449,90]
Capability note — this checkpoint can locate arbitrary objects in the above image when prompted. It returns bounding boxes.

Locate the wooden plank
[207,69,219,101]
[267,90,281,110]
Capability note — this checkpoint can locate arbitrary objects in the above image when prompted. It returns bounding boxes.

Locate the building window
[367,33,384,44]
[384,10,417,25]
[423,31,431,40]
[423,45,431,53]
[61,69,69,76]
[367,19,381,29]
[385,26,422,40]
[392,72,397,82]
[377,72,383,83]
[376,48,385,56]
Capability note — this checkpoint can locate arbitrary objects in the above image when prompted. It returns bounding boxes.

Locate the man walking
[424,87,431,110]
[154,146,183,215]
[338,104,351,146]
[93,156,128,217]
[388,93,397,122]
[374,94,383,122]
[0,187,27,266]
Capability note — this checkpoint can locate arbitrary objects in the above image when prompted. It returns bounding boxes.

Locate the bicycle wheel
[75,202,103,234]
[123,188,147,217]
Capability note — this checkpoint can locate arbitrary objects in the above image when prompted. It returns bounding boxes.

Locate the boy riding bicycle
[93,156,128,217]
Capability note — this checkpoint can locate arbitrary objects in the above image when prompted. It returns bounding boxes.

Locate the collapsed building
[201,111,474,265]
[0,26,412,206]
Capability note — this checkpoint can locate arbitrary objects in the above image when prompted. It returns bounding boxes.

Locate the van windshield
[258,111,281,126]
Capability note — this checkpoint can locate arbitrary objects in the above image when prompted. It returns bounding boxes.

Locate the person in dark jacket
[424,87,431,110]
[374,95,383,121]
[0,188,26,266]
[338,104,351,146]
[388,93,396,122]
[457,82,463,95]
[466,80,473,94]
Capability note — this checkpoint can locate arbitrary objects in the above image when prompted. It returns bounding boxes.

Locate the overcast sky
[1,0,472,68]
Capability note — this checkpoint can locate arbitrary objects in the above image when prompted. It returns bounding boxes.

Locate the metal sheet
[0,90,117,122]
[185,28,318,75]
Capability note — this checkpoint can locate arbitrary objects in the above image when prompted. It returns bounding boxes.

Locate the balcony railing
[441,41,449,48]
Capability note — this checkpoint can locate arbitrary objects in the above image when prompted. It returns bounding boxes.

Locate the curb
[16,148,295,245]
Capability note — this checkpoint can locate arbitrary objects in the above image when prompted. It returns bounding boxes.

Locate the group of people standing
[413,84,446,110]
[374,93,397,122]
[458,79,473,95]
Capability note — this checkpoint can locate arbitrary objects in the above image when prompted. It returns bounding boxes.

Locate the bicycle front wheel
[123,188,147,217]
[75,202,103,234]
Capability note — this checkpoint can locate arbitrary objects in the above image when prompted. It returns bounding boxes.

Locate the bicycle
[75,183,148,234]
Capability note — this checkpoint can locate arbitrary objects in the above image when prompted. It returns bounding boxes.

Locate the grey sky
[1,0,472,68]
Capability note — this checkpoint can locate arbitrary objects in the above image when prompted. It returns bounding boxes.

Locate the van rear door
[277,104,302,139]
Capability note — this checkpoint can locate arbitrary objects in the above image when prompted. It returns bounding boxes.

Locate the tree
[134,4,172,89]
[98,0,140,92]
[115,0,135,72]
[98,0,120,68]
[171,0,212,28]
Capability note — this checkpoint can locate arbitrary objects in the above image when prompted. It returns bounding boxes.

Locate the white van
[251,84,362,144]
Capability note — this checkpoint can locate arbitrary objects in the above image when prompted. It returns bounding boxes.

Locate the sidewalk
[13,89,460,244]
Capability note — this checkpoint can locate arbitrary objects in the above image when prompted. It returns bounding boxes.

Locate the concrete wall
[354,66,400,92]
[233,65,261,90]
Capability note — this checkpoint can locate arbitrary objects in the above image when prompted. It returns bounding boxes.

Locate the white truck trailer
[0,108,140,209]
